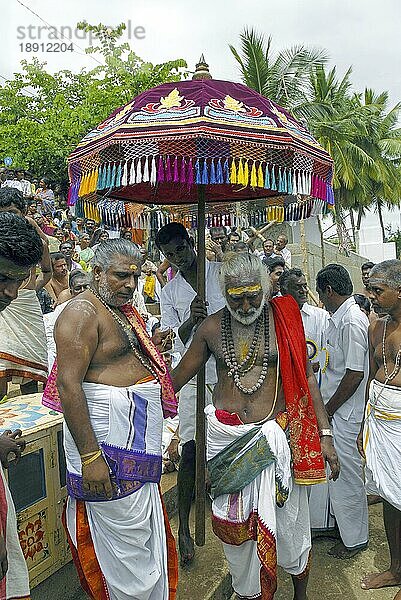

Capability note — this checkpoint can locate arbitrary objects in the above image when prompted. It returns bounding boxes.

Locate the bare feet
[178,531,195,567]
[328,541,367,559]
[360,570,401,590]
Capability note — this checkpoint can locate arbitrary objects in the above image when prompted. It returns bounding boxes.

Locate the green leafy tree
[0,22,187,183]
[229,28,328,108]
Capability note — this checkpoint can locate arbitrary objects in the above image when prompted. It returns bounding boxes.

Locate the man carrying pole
[170,252,339,600]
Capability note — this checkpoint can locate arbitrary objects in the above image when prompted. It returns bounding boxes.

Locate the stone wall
[289,240,368,292]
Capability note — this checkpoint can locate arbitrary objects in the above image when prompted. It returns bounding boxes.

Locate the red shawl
[271,295,326,484]
[43,304,177,419]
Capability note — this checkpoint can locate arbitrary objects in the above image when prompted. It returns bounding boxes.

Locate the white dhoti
[308,413,368,548]
[64,380,177,600]
[0,465,30,600]
[364,379,401,511]
[0,289,47,384]
[206,406,311,599]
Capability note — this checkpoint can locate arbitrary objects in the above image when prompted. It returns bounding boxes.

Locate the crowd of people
[0,187,400,600]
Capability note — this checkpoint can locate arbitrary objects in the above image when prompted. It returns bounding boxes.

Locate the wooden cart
[0,393,71,588]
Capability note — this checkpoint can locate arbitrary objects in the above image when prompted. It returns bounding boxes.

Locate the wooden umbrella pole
[195,185,206,547]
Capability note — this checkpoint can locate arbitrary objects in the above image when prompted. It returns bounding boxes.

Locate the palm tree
[229,28,328,109]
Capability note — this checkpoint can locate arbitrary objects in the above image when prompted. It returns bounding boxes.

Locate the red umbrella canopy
[68,78,334,209]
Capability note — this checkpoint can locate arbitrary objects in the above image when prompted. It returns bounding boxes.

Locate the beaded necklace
[221,304,270,394]
[382,315,401,382]
[89,287,158,379]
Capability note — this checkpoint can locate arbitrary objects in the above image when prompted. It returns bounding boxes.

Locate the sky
[3,0,401,107]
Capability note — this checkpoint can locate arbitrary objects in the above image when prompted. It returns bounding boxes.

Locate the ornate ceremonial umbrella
[68,58,334,544]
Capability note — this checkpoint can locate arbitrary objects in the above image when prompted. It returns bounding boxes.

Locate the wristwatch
[319,429,333,438]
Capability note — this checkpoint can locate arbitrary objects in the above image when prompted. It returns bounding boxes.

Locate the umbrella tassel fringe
[230,159,237,184]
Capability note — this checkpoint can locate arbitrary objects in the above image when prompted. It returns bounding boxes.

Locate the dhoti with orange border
[63,379,178,600]
[206,406,311,600]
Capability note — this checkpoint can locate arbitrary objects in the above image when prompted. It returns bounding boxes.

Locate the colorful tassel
[187,158,194,186]
[230,159,237,184]
[201,159,208,184]
[195,159,201,184]
[121,162,128,186]
[150,157,157,185]
[217,159,224,184]
[92,169,99,192]
[292,171,297,195]
[105,164,112,188]
[270,167,277,190]
[136,158,142,183]
[180,158,186,184]
[278,168,284,193]
[210,159,217,184]
[157,157,165,183]
[287,169,293,195]
[129,159,136,184]
[257,163,264,188]
[97,166,104,190]
[142,157,150,182]
[173,156,179,182]
[110,163,116,188]
[115,162,122,188]
[165,156,172,182]
[250,161,257,187]
[237,159,244,185]
[264,165,270,189]
[243,160,249,186]
[224,159,230,183]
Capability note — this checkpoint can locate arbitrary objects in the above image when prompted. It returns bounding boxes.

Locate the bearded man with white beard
[171,252,340,600]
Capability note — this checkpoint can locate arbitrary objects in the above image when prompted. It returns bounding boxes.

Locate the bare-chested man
[54,239,178,600]
[171,252,339,600]
[357,259,401,599]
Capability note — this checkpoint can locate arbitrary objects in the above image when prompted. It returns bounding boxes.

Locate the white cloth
[0,289,48,383]
[43,301,69,372]
[364,379,401,511]
[160,260,224,382]
[0,465,30,600]
[64,380,170,600]
[309,297,369,547]
[206,406,310,598]
[280,246,292,267]
[309,413,369,547]
[301,303,329,384]
[320,296,369,421]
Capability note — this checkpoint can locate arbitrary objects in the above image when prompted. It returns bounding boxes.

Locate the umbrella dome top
[68,69,334,209]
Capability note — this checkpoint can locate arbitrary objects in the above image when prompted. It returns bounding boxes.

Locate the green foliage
[0,22,187,183]
[230,29,401,239]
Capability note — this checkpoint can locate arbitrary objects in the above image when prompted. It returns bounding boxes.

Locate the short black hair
[0,188,26,214]
[279,267,304,292]
[155,222,190,249]
[69,269,89,287]
[354,293,371,314]
[263,255,286,272]
[50,252,65,264]
[0,212,43,267]
[361,261,375,271]
[316,264,353,296]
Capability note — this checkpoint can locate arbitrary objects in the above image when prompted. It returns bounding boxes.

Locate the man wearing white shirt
[279,268,329,381]
[275,234,292,267]
[156,222,225,566]
[314,264,369,558]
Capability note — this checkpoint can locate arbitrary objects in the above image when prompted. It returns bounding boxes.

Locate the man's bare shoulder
[55,292,98,329]
[369,315,386,342]
[198,309,224,338]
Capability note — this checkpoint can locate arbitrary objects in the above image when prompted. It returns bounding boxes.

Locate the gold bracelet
[80,449,101,460]
[81,450,103,467]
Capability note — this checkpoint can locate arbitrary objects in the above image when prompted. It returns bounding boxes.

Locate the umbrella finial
[192,55,212,80]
